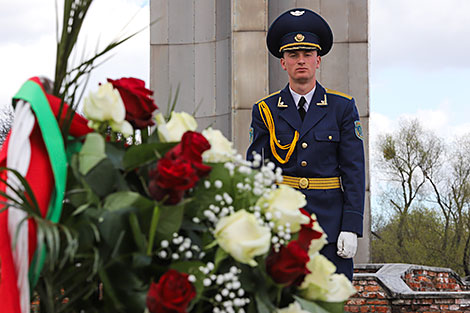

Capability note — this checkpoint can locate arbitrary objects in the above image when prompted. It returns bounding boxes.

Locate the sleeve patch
[354,120,364,140]
[249,127,254,144]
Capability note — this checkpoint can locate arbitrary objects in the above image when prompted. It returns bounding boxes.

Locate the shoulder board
[255,90,281,104]
[325,88,353,100]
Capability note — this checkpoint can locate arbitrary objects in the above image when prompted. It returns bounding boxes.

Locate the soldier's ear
[280,58,287,71]
[316,55,321,69]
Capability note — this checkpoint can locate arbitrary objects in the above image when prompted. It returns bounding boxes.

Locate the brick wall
[345,264,470,313]
[345,277,390,313]
[404,269,466,292]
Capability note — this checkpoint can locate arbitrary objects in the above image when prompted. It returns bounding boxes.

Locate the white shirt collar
[289,85,316,111]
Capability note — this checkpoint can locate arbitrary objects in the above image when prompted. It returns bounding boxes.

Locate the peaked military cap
[267,8,333,58]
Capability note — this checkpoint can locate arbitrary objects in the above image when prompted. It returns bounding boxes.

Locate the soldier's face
[280,50,321,84]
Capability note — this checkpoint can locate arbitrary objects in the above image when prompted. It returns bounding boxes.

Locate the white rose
[202,127,236,162]
[83,83,133,136]
[256,184,308,232]
[109,120,133,137]
[214,209,271,266]
[299,253,336,301]
[323,274,357,302]
[156,111,197,142]
[84,82,125,123]
[277,301,310,313]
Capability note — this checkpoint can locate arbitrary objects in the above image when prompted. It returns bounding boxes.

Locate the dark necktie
[298,96,307,121]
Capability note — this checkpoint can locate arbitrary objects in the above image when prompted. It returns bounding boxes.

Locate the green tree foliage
[373,118,470,276]
[372,208,465,274]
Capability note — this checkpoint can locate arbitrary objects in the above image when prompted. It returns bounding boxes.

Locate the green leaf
[293,295,344,313]
[104,191,154,212]
[255,293,275,313]
[214,247,228,270]
[155,204,185,241]
[315,301,346,313]
[106,141,126,170]
[129,213,146,253]
[84,159,118,197]
[132,253,152,268]
[78,133,107,175]
[123,142,176,170]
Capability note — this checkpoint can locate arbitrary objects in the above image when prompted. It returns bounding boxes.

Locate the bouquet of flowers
[0,1,356,313]
[1,76,356,313]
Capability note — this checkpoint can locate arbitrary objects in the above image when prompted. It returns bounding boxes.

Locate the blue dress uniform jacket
[247,83,365,243]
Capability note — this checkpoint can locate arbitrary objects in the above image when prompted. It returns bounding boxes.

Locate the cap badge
[290,10,305,16]
[294,33,305,42]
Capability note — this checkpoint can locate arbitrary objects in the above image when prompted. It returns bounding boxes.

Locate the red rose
[266,241,310,286]
[148,158,199,204]
[107,77,157,129]
[166,131,211,158]
[148,131,211,204]
[146,269,196,313]
[298,209,324,251]
[166,131,211,176]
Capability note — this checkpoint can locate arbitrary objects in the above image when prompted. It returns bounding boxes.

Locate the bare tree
[0,104,13,147]
[376,119,444,259]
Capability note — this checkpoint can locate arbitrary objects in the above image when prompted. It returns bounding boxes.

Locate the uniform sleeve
[246,102,271,162]
[338,98,365,237]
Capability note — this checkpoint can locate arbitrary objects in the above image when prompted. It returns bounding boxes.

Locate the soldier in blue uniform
[246,8,365,280]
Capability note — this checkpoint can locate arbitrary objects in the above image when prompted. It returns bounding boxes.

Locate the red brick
[368,300,389,305]
[440,305,450,310]
[435,299,456,304]
[360,306,371,312]
[375,307,390,313]
[365,285,381,292]
[348,299,366,305]
[345,306,360,313]
[456,299,470,305]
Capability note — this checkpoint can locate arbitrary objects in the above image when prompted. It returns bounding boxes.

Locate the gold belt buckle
[299,177,309,189]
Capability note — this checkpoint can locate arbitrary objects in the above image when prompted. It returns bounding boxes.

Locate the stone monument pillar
[150,0,370,263]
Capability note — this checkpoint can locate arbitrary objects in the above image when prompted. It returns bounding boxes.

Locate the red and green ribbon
[13,79,68,289]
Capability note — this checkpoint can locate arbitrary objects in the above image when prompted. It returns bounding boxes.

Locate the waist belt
[281,175,341,190]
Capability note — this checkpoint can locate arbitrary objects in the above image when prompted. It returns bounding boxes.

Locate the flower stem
[147,204,161,255]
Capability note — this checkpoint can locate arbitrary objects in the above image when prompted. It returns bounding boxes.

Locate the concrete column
[231,0,269,153]
[150,0,232,136]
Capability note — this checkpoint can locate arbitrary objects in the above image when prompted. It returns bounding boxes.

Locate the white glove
[337,231,358,259]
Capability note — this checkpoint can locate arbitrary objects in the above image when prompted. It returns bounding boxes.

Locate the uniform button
[328,135,333,140]
[301,161,307,167]
[301,142,308,149]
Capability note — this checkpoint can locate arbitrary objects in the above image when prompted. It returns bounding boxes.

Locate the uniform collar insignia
[290,10,305,16]
[277,96,288,108]
[316,94,328,106]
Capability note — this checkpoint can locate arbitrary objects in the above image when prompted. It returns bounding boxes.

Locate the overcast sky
[0,0,149,114]
[370,0,470,138]
[1,0,469,141]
